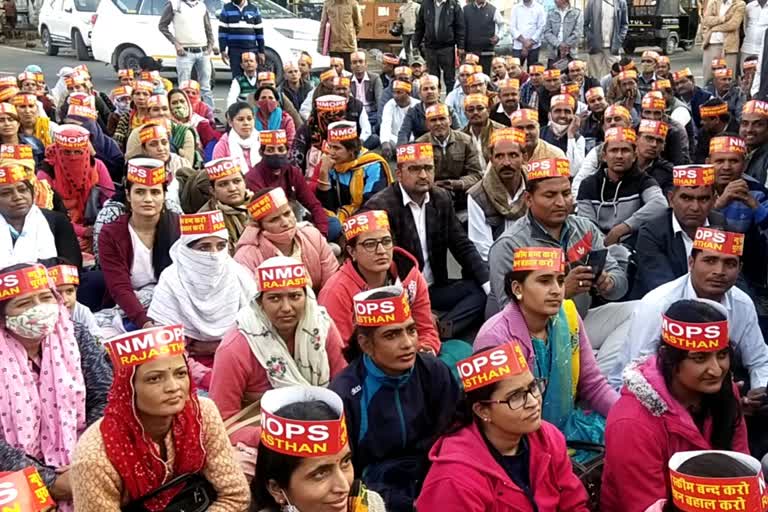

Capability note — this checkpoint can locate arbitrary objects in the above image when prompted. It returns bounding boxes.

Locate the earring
[483,417,491,423]
[515,293,522,301]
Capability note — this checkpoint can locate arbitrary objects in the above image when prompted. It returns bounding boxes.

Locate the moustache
[499,165,517,174]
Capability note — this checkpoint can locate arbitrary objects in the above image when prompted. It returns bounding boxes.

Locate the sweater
[218,0,264,52]
[71,397,251,511]
[413,0,465,49]
[462,1,497,52]
[318,248,441,353]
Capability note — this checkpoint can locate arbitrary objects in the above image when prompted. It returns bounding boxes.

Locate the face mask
[263,226,297,247]
[264,154,288,170]
[641,63,655,74]
[171,103,190,120]
[549,119,569,137]
[5,303,59,340]
[257,99,278,113]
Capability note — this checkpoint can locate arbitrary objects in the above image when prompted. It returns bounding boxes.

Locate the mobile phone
[586,249,608,279]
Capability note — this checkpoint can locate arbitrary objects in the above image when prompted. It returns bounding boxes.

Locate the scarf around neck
[0,204,57,264]
[480,165,527,219]
[227,130,261,174]
[44,144,97,224]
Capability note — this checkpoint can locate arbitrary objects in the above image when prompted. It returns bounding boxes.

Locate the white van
[90,0,329,82]
[39,0,100,60]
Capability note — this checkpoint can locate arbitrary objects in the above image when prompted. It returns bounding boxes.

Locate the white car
[90,0,329,83]
[38,0,100,61]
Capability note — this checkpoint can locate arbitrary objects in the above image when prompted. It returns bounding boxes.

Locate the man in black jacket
[632,165,721,298]
[742,99,768,187]
[364,142,489,338]
[693,98,740,164]
[413,0,465,94]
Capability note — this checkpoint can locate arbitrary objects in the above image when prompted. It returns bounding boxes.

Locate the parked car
[38,0,100,60]
[90,0,329,83]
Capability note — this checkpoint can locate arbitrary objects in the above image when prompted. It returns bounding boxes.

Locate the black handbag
[389,20,404,37]
[122,473,217,512]
[567,440,605,512]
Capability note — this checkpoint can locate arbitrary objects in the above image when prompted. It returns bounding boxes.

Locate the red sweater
[317,247,441,353]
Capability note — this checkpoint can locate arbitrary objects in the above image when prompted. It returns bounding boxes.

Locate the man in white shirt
[743,0,768,70]
[445,64,474,128]
[380,81,421,159]
[509,0,547,67]
[350,51,383,133]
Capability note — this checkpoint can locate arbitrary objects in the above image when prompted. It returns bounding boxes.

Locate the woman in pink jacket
[416,340,589,512]
[234,187,338,293]
[317,210,441,354]
[601,299,749,512]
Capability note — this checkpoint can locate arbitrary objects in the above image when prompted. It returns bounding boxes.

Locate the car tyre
[264,48,283,83]
[41,27,59,56]
[74,30,91,61]
[116,46,146,71]
[663,33,678,56]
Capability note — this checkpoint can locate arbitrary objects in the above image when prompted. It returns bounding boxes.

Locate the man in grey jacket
[584,0,629,80]
[541,0,582,64]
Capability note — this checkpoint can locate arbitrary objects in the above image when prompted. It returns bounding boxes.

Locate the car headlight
[274,28,315,41]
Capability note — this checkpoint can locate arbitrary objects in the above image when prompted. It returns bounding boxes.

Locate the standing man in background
[414,0,465,93]
[218,0,265,79]
[584,0,628,80]
[462,0,507,74]
[509,0,546,68]
[542,0,582,65]
[399,0,420,64]
[159,0,216,107]
[700,0,745,84]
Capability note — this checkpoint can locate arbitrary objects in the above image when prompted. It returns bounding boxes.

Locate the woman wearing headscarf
[64,98,125,183]
[37,124,115,254]
[106,85,131,137]
[167,88,221,160]
[10,92,55,149]
[213,101,261,175]
[148,210,256,390]
[0,100,45,166]
[180,79,215,125]
[0,263,112,509]
[252,85,296,148]
[209,256,347,449]
[112,80,154,151]
[71,325,250,511]
[197,157,253,253]
[290,93,346,174]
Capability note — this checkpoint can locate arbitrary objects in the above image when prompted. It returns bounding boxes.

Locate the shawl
[480,165,527,220]
[255,107,284,132]
[0,204,57,264]
[227,130,261,174]
[199,191,253,255]
[43,144,97,225]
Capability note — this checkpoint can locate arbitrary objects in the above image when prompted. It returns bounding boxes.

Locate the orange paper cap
[513,247,565,272]
[139,70,159,82]
[464,93,488,108]
[258,71,276,83]
[568,60,586,71]
[333,76,351,88]
[257,256,309,292]
[700,102,729,118]
[354,286,411,327]
[64,72,87,88]
[315,94,347,112]
[133,80,155,93]
[560,83,579,96]
[320,69,338,83]
[459,64,476,75]
[240,52,256,62]
[419,74,439,87]
[0,103,18,118]
[457,341,529,392]
[505,56,521,66]
[490,127,525,147]
[394,66,413,77]
[54,124,90,149]
[34,72,45,83]
[621,61,637,71]
[525,158,570,181]
[343,210,390,240]
[259,129,288,147]
[330,57,344,67]
[0,164,30,186]
[662,313,729,352]
[179,79,200,91]
[393,80,412,94]
[351,51,366,60]
[711,58,727,69]
[464,53,480,64]
[110,85,133,99]
[425,103,449,120]
[604,127,637,144]
[179,210,227,237]
[0,76,17,87]
[638,119,669,138]
[0,467,56,512]
[641,93,666,111]
[709,136,747,156]
[642,50,660,61]
[693,227,744,257]
[139,123,168,144]
[147,94,168,108]
[67,93,97,120]
[658,56,671,65]
[118,68,135,79]
[550,94,575,110]
[510,108,539,126]
[299,53,313,65]
[260,386,348,457]
[542,69,561,79]
[466,73,486,87]
[744,60,758,71]
[672,68,693,82]
[0,264,52,301]
[247,187,288,221]
[9,93,36,107]
[327,120,357,142]
[743,100,768,117]
[617,70,638,81]
[652,79,672,91]
[528,65,545,74]
[104,325,185,368]
[585,87,605,101]
[497,78,520,91]
[0,144,33,162]
[204,157,241,181]
[47,264,80,287]
[713,68,733,79]
[0,87,20,103]
[396,142,433,164]
[17,71,36,84]
[668,450,768,512]
[382,54,400,65]
[126,157,166,187]
[672,165,716,187]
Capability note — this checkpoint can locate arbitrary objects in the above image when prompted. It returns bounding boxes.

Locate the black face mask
[264,154,288,170]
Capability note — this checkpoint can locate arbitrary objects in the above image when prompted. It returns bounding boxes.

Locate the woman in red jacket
[416,340,589,512]
[318,209,441,355]
[601,299,748,512]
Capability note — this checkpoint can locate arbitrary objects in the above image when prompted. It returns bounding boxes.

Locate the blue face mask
[264,154,288,170]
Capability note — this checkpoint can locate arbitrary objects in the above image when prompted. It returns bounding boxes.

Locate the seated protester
[0,100,45,166]
[655,55,671,80]
[540,93,585,175]
[475,248,619,444]
[244,130,328,236]
[365,143,490,339]
[378,65,420,117]
[635,119,674,194]
[491,56,509,84]
[225,51,260,107]
[652,79,694,138]
[673,67,714,134]
[536,69,563,125]
[11,92,55,151]
[349,51,382,132]
[0,263,111,507]
[106,84,131,136]
[71,325,250,511]
[694,99,739,164]
[136,94,198,168]
[37,124,115,254]
[111,80,153,151]
[57,69,113,131]
[213,101,261,174]
[489,78,520,127]
[416,341,590,512]
[253,85,296,148]
[97,159,180,333]
[299,68,339,120]
[601,300,749,512]
[0,143,56,210]
[318,210,441,353]
[560,81,588,116]
[520,64,544,110]
[209,257,347,448]
[46,262,101,339]
[116,68,135,88]
[566,60,598,102]
[235,187,338,291]
[510,108,566,165]
[254,391,389,512]
[316,121,393,230]
[706,68,746,124]
[633,164,722,299]
[640,90,692,166]
[445,65,475,129]
[467,128,529,262]
[180,79,215,125]
[332,75,375,148]
[148,211,256,389]
[610,227,768,392]
[581,86,608,153]
[612,70,642,122]
[741,100,768,187]
[637,50,660,96]
[397,74,461,144]
[416,104,483,211]
[577,127,667,247]
[330,286,461,510]
[17,70,51,120]
[291,94,347,175]
[380,80,420,159]
[0,164,81,267]
[462,94,505,170]
[126,123,188,208]
[278,61,313,121]
[138,65,171,94]
[167,88,221,159]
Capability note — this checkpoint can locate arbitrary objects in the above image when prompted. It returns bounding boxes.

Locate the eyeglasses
[359,236,394,252]
[481,378,546,410]
[465,106,486,113]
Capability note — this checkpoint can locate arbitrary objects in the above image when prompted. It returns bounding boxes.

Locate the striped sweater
[218,1,265,52]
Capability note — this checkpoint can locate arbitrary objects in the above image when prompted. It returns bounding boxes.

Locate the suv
[90,0,329,83]
[39,0,100,60]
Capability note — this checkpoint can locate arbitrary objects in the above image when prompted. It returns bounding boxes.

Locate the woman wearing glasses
[318,210,441,354]
[416,340,589,511]
[473,247,619,446]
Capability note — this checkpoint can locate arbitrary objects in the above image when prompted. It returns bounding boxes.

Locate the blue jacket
[218,1,264,52]
[584,0,628,55]
[679,86,713,131]
[329,354,460,510]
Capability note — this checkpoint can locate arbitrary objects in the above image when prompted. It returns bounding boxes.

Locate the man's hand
[595,272,615,296]
[435,179,462,191]
[567,114,581,139]
[715,179,750,209]
[741,386,767,415]
[458,49,466,61]
[605,223,632,246]
[221,49,229,65]
[559,43,570,57]
[564,265,594,298]
[212,46,220,56]
[381,142,394,160]
[175,43,187,57]
[490,35,499,45]
[49,470,72,502]
[258,52,266,65]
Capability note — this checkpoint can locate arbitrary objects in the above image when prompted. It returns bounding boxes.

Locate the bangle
[317,179,330,186]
